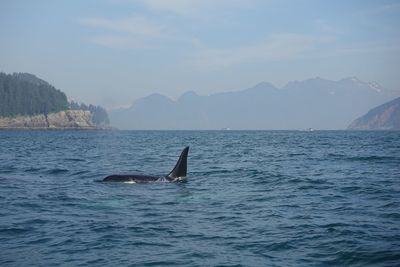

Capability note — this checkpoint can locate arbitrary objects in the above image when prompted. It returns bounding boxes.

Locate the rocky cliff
[348,97,400,130]
[0,110,102,130]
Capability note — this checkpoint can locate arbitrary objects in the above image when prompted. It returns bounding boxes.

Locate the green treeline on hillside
[0,72,110,126]
[0,72,68,117]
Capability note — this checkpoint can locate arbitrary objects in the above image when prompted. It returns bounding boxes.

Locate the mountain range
[109,77,399,130]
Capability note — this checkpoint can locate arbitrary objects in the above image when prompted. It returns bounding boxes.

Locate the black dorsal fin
[167,147,189,179]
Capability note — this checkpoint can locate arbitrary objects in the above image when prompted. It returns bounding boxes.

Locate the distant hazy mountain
[348,97,400,130]
[109,77,400,130]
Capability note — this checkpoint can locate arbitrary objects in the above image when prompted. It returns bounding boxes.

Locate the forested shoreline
[0,72,110,127]
[0,73,68,117]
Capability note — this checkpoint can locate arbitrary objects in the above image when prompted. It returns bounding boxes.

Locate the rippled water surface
[1,130,399,266]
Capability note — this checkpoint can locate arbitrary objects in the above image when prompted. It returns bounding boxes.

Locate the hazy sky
[1,0,399,108]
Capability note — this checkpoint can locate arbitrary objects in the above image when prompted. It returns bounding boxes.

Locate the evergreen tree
[0,72,68,117]
[0,72,110,126]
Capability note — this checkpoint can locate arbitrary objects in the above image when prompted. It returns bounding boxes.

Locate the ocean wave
[45,168,69,174]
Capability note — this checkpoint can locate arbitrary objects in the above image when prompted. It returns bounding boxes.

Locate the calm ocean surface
[0,130,399,266]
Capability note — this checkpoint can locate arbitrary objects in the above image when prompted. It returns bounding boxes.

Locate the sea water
[0,130,399,266]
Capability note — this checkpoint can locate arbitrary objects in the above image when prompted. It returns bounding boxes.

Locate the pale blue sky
[1,0,399,108]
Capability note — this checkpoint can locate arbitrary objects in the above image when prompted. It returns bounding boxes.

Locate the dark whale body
[103,147,189,183]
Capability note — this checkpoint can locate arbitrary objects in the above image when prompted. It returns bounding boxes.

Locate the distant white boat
[221,127,231,131]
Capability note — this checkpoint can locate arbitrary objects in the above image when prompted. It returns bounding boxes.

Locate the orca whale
[102,146,189,183]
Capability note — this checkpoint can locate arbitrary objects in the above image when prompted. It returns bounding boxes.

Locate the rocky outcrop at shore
[0,110,105,130]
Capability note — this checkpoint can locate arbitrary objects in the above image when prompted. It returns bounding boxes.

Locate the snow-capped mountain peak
[367,81,383,92]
